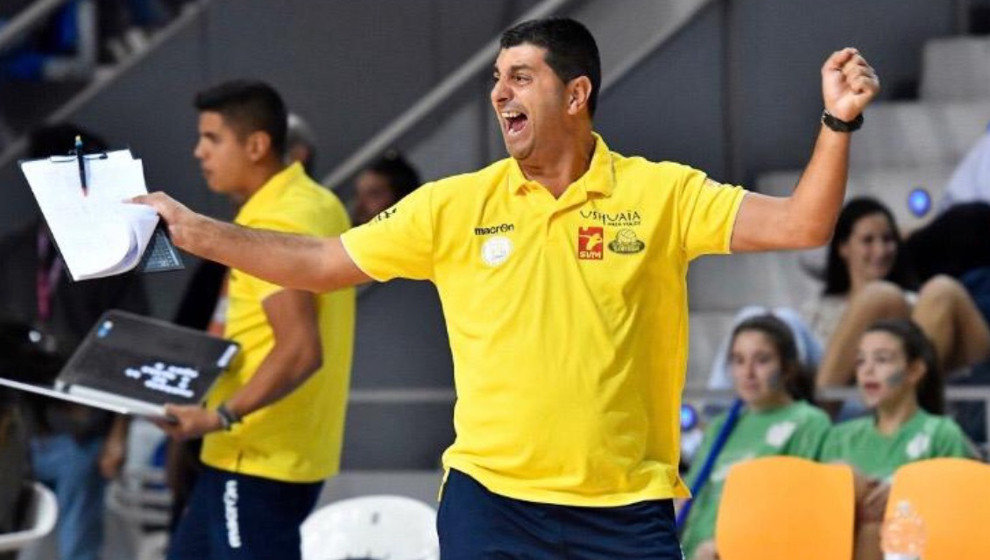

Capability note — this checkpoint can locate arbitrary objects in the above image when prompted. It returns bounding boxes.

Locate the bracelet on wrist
[216,402,241,431]
[821,109,863,133]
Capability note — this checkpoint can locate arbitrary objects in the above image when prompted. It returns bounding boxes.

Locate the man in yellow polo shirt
[155,81,354,560]
[140,18,879,559]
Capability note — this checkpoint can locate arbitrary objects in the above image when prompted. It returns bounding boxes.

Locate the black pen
[74,135,87,196]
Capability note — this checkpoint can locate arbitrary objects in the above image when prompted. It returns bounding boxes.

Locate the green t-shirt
[818,409,973,481]
[680,400,830,559]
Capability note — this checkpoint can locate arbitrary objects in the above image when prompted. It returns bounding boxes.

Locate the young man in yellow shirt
[142,18,878,559]
[157,81,354,560]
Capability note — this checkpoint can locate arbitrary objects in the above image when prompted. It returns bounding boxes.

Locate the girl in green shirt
[681,315,831,560]
[819,318,974,560]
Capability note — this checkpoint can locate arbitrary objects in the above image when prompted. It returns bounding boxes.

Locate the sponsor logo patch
[580,209,642,227]
[607,228,645,254]
[481,236,513,267]
[578,227,604,260]
[474,223,515,236]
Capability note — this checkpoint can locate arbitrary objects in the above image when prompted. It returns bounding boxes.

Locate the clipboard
[19,147,184,280]
[0,310,239,419]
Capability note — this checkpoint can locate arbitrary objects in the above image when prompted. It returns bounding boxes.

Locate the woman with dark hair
[807,197,990,388]
[680,314,830,560]
[819,319,974,560]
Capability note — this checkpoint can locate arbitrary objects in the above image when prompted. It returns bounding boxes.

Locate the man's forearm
[182,214,331,291]
[222,341,322,420]
[786,125,851,245]
[138,192,369,293]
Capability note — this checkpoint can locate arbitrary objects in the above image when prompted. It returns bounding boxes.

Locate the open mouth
[501,110,528,135]
[861,381,882,393]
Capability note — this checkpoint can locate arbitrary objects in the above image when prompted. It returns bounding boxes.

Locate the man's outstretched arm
[731,47,881,253]
[134,192,371,292]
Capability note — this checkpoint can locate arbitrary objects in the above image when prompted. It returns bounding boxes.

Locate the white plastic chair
[300,495,439,560]
[105,467,172,560]
[0,482,57,552]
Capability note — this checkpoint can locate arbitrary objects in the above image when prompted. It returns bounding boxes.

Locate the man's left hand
[821,47,881,122]
[154,404,223,441]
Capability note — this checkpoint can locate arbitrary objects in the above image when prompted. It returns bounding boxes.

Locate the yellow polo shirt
[202,163,355,483]
[341,134,744,506]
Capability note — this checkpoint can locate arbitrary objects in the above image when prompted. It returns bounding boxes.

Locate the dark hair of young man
[499,17,601,117]
[193,80,288,158]
[366,151,421,200]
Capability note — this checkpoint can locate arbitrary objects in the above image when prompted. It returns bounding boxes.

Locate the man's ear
[566,76,593,116]
[245,131,273,163]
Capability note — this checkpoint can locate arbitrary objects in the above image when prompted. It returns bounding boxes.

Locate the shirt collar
[236,162,304,221]
[506,132,615,197]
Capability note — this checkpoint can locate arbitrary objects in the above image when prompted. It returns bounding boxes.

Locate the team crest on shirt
[765,421,797,447]
[905,433,931,459]
[607,228,645,254]
[577,227,604,260]
[481,236,513,267]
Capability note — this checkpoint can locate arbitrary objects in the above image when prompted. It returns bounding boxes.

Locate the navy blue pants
[167,464,322,560]
[438,470,683,559]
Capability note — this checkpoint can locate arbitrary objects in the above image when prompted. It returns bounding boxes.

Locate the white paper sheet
[19,149,159,281]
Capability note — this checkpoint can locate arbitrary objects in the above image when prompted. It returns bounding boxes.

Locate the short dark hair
[500,17,601,117]
[824,197,916,295]
[731,314,815,403]
[365,151,421,200]
[865,319,944,414]
[28,123,107,159]
[194,80,288,158]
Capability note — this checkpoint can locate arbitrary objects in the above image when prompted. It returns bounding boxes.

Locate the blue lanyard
[676,398,744,529]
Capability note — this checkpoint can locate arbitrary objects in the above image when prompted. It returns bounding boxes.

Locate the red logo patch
[578,227,604,260]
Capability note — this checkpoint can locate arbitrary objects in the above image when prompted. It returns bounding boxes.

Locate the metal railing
[348,385,990,444]
[321,0,715,191]
[0,0,72,55]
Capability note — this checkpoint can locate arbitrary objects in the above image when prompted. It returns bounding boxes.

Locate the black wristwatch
[216,402,241,431]
[821,109,863,133]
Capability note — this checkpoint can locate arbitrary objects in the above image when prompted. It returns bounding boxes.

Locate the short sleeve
[677,168,746,261]
[340,183,435,282]
[933,418,978,459]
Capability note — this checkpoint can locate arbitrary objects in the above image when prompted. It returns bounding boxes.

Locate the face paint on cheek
[885,369,907,389]
[766,370,784,392]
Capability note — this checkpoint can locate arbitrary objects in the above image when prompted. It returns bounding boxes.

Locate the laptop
[0,310,238,419]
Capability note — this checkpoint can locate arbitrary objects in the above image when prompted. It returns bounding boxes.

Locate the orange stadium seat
[884,458,990,560]
[715,456,854,560]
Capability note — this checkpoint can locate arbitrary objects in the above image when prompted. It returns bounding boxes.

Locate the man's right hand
[132,192,199,251]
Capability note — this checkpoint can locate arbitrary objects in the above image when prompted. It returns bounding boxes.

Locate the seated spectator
[0,321,40,560]
[707,305,823,390]
[818,319,975,560]
[351,151,420,225]
[680,314,830,560]
[905,202,990,321]
[808,197,990,389]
